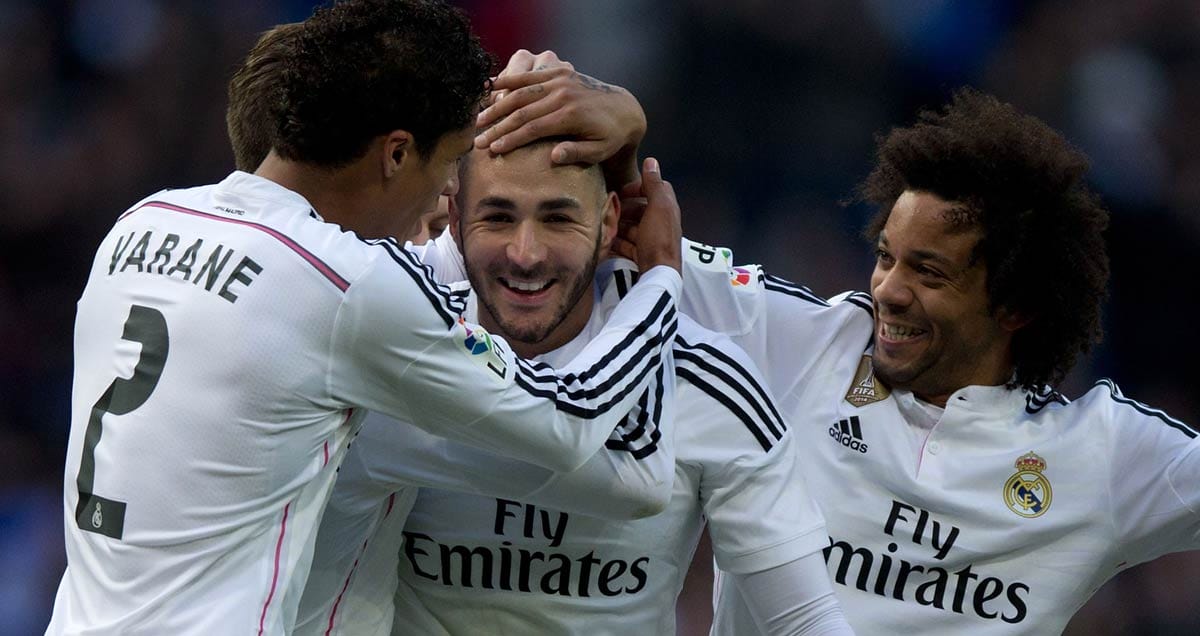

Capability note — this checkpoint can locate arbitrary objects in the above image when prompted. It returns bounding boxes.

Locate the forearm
[731,553,855,636]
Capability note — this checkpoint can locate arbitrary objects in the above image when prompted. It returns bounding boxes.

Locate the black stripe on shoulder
[365,238,465,328]
[674,336,786,436]
[1098,379,1197,439]
[763,274,830,307]
[677,367,773,452]
[512,316,678,417]
[516,297,675,392]
[842,292,874,317]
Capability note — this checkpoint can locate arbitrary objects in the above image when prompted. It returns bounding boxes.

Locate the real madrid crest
[844,355,891,407]
[1003,452,1052,518]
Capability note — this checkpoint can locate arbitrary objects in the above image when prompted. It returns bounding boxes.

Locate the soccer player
[628,90,1195,634]
[227,22,448,247]
[47,2,683,634]
[301,138,854,635]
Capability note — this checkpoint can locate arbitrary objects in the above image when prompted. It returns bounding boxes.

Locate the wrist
[603,144,641,192]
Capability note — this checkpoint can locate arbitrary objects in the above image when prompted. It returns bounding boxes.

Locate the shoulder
[1072,379,1198,441]
[672,317,789,454]
[342,237,468,329]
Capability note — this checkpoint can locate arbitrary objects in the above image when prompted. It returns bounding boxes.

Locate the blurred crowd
[2,1,1197,634]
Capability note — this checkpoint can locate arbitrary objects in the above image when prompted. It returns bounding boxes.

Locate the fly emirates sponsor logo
[824,500,1030,624]
[402,499,650,597]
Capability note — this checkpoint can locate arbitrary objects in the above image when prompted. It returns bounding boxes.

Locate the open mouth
[500,277,554,296]
[879,321,927,342]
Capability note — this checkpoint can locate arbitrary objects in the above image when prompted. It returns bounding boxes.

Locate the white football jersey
[47,172,680,635]
[380,264,825,636]
[405,231,466,286]
[296,281,678,635]
[671,241,1200,635]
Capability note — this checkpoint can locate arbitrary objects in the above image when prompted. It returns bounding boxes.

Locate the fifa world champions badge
[1004,452,1052,518]
[844,355,891,407]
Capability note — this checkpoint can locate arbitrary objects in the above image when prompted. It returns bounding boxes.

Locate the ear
[381,130,416,179]
[997,306,1033,333]
[597,191,620,256]
[447,193,465,252]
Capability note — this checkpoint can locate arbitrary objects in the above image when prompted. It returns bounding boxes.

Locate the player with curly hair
[682,89,1192,634]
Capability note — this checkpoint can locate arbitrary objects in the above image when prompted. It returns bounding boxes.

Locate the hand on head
[475,49,646,183]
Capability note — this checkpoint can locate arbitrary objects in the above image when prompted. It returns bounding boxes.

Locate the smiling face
[870,190,1020,405]
[452,145,617,357]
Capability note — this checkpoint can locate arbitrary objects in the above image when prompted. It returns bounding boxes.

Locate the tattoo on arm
[573,72,617,94]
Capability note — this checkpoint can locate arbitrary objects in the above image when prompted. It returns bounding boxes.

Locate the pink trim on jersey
[384,492,396,518]
[323,440,330,467]
[324,537,372,636]
[128,201,351,292]
[258,502,291,636]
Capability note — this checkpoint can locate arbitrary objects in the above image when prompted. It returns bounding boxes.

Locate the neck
[255,152,383,235]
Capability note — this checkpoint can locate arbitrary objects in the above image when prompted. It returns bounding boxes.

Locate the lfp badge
[1003,452,1052,518]
[459,317,508,379]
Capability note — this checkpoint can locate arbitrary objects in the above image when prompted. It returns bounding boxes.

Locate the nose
[871,265,913,312]
[506,222,546,270]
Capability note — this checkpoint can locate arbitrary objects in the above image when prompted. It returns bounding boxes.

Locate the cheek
[869,268,885,292]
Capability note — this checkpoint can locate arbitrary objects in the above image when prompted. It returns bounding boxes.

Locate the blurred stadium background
[2,1,1197,633]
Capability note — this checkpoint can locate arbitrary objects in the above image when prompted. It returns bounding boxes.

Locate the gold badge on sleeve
[1004,452,1052,518]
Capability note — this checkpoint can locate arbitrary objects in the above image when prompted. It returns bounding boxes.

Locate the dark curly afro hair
[859,88,1110,391]
[270,0,492,168]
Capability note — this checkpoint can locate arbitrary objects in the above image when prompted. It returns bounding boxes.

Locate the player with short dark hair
[47,2,683,633]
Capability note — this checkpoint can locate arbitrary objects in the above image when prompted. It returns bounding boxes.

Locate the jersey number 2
[75,305,169,540]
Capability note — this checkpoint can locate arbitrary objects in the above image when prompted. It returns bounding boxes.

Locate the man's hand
[627,158,681,275]
[476,50,646,189]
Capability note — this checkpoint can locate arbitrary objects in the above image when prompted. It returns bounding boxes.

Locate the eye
[545,213,574,224]
[916,265,944,278]
[874,248,894,266]
[481,212,512,223]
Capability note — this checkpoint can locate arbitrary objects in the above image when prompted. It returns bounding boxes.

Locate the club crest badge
[844,355,890,407]
[1004,452,1052,518]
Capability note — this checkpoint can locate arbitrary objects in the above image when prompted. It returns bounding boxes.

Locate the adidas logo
[828,416,868,453]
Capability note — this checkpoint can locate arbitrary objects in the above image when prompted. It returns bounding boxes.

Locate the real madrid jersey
[356,261,826,636]
[295,279,678,634]
[46,172,680,635]
[669,241,1200,635]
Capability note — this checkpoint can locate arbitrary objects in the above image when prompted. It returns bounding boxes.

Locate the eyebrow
[878,233,959,268]
[476,196,515,210]
[538,197,582,212]
[474,196,583,212]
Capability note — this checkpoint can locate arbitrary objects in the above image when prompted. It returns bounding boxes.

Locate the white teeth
[506,279,549,292]
[883,323,925,340]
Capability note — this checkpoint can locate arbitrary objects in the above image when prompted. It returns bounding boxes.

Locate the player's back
[50,172,373,635]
